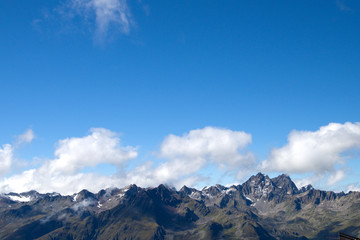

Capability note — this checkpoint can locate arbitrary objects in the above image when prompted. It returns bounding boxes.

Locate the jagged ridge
[0,173,359,240]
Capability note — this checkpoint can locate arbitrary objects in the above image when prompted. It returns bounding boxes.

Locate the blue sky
[0,0,360,194]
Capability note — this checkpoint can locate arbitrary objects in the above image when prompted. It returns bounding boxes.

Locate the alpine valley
[1,173,359,240]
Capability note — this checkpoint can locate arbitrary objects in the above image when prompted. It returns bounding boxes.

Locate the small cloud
[16,129,35,145]
[72,199,96,211]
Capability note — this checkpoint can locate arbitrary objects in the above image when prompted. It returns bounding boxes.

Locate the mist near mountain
[0,173,359,240]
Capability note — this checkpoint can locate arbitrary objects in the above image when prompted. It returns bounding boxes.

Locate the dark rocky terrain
[0,173,360,240]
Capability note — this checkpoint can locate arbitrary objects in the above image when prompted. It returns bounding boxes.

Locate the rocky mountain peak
[147,184,179,206]
[249,172,267,182]
[299,184,314,193]
[74,189,97,202]
[215,184,227,191]
[271,174,298,194]
[202,186,223,197]
[179,185,198,195]
[20,190,40,197]
[179,185,191,194]
[241,173,274,199]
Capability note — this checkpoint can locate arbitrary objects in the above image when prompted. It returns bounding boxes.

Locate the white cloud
[0,169,124,195]
[124,161,203,189]
[0,144,13,177]
[260,122,360,185]
[125,127,255,188]
[293,174,322,188]
[16,129,35,145]
[0,126,255,194]
[326,170,346,186]
[0,129,35,178]
[48,128,137,174]
[347,184,360,192]
[68,0,132,41]
[0,128,138,195]
[1,124,359,194]
[160,127,253,165]
[72,198,96,211]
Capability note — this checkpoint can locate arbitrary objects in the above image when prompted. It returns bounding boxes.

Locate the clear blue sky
[0,0,359,194]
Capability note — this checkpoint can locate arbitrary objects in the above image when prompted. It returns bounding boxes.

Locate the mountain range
[0,173,359,240]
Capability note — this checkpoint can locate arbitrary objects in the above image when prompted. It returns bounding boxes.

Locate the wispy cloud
[33,0,134,43]
[16,129,35,145]
[327,169,346,185]
[69,0,133,41]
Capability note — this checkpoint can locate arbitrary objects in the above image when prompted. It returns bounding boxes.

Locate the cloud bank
[1,123,359,195]
[0,127,254,194]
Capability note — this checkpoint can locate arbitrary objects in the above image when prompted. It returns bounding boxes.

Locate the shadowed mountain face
[0,173,360,240]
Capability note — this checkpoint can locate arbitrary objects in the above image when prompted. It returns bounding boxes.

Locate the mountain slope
[0,173,359,239]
